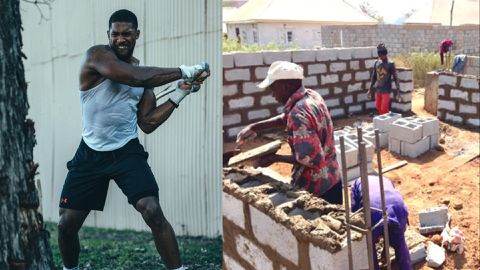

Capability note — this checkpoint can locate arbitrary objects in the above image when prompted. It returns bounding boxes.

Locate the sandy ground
[224,88,480,269]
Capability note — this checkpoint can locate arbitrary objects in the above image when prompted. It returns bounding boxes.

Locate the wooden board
[382,160,408,173]
[228,140,282,167]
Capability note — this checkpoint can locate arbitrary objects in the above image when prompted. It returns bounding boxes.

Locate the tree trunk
[0,0,54,269]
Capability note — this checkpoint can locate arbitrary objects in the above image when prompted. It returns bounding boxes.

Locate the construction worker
[236,61,343,204]
[351,175,412,270]
[57,9,209,270]
[367,43,402,115]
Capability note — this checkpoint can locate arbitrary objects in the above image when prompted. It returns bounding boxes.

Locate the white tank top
[80,79,144,151]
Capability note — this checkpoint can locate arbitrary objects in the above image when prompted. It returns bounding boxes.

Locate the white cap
[257,61,304,89]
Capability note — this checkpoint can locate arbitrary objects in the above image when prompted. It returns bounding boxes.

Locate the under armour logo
[60,197,68,204]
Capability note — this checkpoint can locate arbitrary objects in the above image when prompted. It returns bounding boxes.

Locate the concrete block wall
[463,56,480,78]
[436,73,480,128]
[223,47,414,141]
[223,167,369,270]
[388,116,440,158]
[320,24,479,55]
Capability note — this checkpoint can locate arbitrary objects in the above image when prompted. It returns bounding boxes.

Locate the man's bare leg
[58,208,90,268]
[135,196,182,269]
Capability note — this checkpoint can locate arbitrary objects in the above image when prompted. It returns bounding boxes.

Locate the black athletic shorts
[59,138,159,211]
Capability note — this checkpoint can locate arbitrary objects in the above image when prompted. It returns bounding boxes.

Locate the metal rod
[375,129,392,270]
[350,224,369,233]
[340,136,353,270]
[358,136,375,270]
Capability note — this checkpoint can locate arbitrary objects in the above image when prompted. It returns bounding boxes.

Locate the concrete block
[227,126,245,138]
[337,48,353,60]
[304,76,318,87]
[402,136,430,158]
[389,137,401,154]
[412,117,440,137]
[459,104,477,114]
[410,243,427,265]
[437,99,456,111]
[325,98,340,107]
[347,82,363,92]
[335,140,358,168]
[363,131,388,148]
[344,134,374,161]
[419,206,449,228]
[445,113,463,123]
[330,108,345,118]
[342,73,352,82]
[439,74,457,86]
[348,105,363,114]
[450,89,469,101]
[389,119,423,144]
[255,67,269,80]
[356,93,368,102]
[399,92,412,102]
[467,118,480,126]
[364,59,377,69]
[223,114,242,126]
[426,242,445,268]
[365,101,376,110]
[235,234,273,270]
[438,88,445,96]
[292,50,316,63]
[308,63,327,75]
[373,112,402,132]
[223,192,245,229]
[225,69,250,81]
[242,82,262,94]
[339,162,374,182]
[262,51,291,64]
[223,253,246,270]
[352,47,372,59]
[330,62,347,72]
[234,52,263,67]
[321,74,339,85]
[397,70,413,81]
[399,82,413,92]
[223,54,234,68]
[260,95,277,105]
[460,77,479,89]
[224,84,239,96]
[419,225,445,234]
[310,238,369,270]
[250,206,298,264]
[248,109,270,120]
[429,134,439,148]
[344,95,353,104]
[472,93,480,103]
[334,87,343,94]
[229,96,254,109]
[316,48,338,62]
[316,88,330,96]
[355,71,370,81]
[350,61,359,70]
[391,102,412,112]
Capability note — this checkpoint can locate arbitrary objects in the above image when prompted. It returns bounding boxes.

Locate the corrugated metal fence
[21,0,222,237]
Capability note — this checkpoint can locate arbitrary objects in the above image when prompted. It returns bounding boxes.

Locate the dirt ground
[224,88,480,269]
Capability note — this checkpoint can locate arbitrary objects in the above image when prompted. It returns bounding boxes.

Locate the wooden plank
[228,140,282,167]
[383,160,408,173]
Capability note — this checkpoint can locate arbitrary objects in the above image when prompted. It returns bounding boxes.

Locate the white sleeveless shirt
[80,79,144,151]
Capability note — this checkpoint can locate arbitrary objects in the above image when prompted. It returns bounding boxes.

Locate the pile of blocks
[333,127,375,182]
[372,112,402,148]
[388,116,440,158]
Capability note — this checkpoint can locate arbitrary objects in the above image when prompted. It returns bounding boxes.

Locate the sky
[345,0,433,23]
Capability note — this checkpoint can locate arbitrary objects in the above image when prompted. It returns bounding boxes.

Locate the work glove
[179,62,210,88]
[168,80,198,107]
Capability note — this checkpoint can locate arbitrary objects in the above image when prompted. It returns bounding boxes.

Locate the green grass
[392,52,450,88]
[46,222,222,270]
[223,36,300,52]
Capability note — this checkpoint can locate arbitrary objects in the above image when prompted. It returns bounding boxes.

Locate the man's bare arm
[249,114,286,132]
[85,45,182,89]
[137,88,176,134]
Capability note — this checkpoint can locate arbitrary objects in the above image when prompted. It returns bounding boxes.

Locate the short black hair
[109,9,138,29]
[377,43,388,55]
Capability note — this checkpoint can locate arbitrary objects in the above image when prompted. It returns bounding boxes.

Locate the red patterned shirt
[283,87,340,197]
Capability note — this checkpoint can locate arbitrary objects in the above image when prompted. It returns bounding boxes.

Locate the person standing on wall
[57,9,209,270]
[367,43,402,115]
[236,61,343,205]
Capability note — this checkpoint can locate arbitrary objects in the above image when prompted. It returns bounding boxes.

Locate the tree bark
[0,0,54,269]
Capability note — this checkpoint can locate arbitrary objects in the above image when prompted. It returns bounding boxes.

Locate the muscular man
[367,43,402,115]
[236,61,343,204]
[351,176,412,270]
[57,10,209,270]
